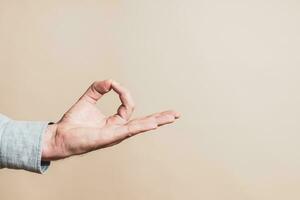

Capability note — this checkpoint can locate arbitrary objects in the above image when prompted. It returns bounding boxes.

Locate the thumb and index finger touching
[80,79,135,121]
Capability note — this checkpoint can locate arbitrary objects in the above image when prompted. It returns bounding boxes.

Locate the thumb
[79,79,113,104]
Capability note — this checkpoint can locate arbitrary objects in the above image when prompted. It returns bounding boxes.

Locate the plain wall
[1,0,300,199]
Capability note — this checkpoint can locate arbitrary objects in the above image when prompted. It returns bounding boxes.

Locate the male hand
[42,80,180,161]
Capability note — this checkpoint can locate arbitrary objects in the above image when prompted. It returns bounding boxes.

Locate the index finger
[111,81,135,120]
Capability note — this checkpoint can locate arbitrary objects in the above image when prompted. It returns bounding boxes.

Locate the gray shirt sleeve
[0,113,51,174]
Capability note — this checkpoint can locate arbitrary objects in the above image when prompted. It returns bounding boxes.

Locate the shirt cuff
[0,120,51,174]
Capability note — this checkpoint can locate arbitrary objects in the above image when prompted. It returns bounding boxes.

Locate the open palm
[42,80,180,161]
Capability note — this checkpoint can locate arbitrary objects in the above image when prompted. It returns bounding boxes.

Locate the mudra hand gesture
[42,80,180,161]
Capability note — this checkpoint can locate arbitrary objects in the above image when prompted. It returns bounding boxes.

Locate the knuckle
[148,118,158,130]
[151,123,158,130]
[126,125,134,137]
[91,81,98,89]
[131,103,136,111]
[123,88,130,96]
[128,101,135,111]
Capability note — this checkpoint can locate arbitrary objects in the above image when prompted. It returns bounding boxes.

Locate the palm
[48,80,180,160]
[61,99,107,127]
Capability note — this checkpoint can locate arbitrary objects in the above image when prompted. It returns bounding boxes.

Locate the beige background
[0,0,300,199]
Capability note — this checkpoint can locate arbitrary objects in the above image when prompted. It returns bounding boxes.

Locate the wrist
[42,122,58,161]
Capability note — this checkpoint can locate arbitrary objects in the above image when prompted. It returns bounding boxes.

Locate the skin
[42,79,180,161]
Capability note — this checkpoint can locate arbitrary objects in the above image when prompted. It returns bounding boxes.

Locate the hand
[42,80,180,161]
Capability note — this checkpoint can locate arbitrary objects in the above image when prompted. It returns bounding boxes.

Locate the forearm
[0,114,51,173]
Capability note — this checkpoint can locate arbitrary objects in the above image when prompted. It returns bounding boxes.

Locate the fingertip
[165,110,181,119]
[154,114,176,127]
[174,112,181,119]
[166,114,176,122]
[94,79,113,93]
